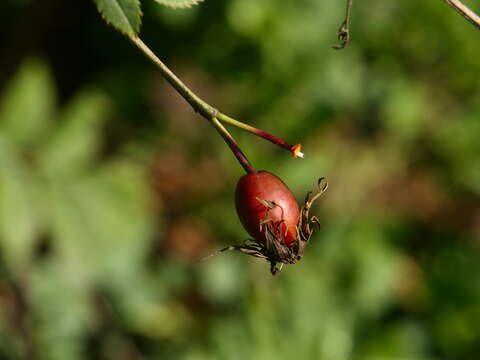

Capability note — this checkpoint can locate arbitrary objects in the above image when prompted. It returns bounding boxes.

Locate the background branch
[333,0,353,49]
[443,0,480,29]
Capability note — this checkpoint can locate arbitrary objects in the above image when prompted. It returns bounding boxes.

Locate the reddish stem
[218,113,304,158]
[129,37,303,160]
[254,129,290,149]
[210,117,257,174]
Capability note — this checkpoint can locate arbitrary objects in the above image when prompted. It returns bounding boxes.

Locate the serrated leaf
[93,0,142,36]
[154,0,204,9]
[37,90,109,178]
[0,58,55,147]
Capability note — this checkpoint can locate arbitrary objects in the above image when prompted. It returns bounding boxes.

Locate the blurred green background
[1,0,480,359]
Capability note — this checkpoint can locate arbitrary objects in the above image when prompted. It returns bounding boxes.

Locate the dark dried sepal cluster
[207,178,328,275]
[295,177,328,259]
[265,177,328,274]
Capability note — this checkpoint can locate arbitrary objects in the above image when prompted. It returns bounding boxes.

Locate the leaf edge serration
[154,0,205,9]
[93,0,143,36]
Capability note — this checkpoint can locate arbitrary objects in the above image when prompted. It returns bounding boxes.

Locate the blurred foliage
[1,0,480,359]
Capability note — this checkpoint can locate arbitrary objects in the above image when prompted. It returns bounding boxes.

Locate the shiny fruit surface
[235,171,300,246]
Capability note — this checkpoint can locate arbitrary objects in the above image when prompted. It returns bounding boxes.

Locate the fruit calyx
[207,176,328,275]
[252,177,328,274]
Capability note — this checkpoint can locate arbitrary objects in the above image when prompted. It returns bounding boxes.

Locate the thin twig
[333,0,353,49]
[217,112,303,157]
[443,0,480,29]
[209,117,257,174]
[129,35,217,119]
[128,36,302,158]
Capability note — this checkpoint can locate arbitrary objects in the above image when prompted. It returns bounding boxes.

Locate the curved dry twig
[443,0,480,29]
[333,0,480,50]
[333,0,353,49]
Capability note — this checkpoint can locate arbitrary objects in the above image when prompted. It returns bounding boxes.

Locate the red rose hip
[206,171,327,275]
[235,171,300,247]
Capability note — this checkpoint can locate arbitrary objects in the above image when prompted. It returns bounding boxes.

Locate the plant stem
[129,35,216,119]
[209,117,257,174]
[128,36,302,158]
[217,113,303,157]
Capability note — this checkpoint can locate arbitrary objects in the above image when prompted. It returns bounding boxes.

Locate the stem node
[128,35,302,173]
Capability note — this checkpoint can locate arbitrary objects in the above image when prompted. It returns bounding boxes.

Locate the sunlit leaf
[37,90,110,178]
[0,134,40,272]
[0,58,55,147]
[49,161,153,286]
[93,0,142,36]
[154,0,204,9]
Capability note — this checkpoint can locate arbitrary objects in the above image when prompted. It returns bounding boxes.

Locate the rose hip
[235,171,300,247]
[207,171,328,275]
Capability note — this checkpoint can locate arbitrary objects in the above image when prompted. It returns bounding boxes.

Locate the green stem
[129,35,216,118]
[128,36,302,158]
[217,113,303,158]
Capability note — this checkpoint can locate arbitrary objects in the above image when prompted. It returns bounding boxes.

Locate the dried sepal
[295,177,328,259]
[204,177,328,275]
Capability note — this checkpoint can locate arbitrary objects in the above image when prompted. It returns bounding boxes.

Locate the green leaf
[0,134,40,272]
[49,162,153,286]
[37,90,110,178]
[28,261,92,360]
[154,0,205,9]
[93,0,142,36]
[0,58,55,147]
